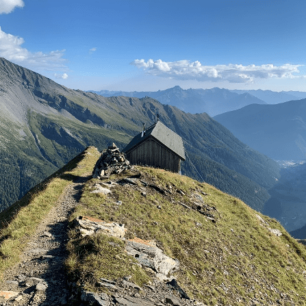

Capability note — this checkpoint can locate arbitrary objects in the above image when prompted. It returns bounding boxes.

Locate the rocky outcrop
[81,291,110,306]
[90,184,112,195]
[73,217,179,281]
[74,216,126,238]
[255,214,282,237]
[79,277,195,306]
[126,238,180,281]
[92,143,132,178]
[72,213,189,305]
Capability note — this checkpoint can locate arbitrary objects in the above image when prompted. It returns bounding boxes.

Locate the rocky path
[0,177,89,306]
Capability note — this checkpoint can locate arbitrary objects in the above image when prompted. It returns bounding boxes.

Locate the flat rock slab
[26,277,46,286]
[0,291,19,300]
[165,295,182,306]
[120,178,138,185]
[15,295,23,301]
[128,237,156,247]
[255,214,268,225]
[5,281,18,286]
[81,291,110,306]
[102,181,118,188]
[98,282,118,290]
[41,231,53,238]
[126,239,179,278]
[75,216,126,238]
[269,228,282,236]
[91,184,112,195]
[114,296,155,306]
[40,254,56,259]
[36,282,48,291]
[191,193,204,204]
[122,280,141,291]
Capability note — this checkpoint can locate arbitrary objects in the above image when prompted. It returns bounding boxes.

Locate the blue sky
[1,0,306,91]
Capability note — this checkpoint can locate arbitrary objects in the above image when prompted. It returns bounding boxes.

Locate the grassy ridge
[1,146,305,305]
[66,165,306,305]
[0,146,100,278]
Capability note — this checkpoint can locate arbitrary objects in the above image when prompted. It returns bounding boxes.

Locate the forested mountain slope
[0,58,279,212]
[264,162,306,232]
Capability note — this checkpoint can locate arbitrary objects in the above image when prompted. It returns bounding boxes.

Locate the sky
[1,0,306,91]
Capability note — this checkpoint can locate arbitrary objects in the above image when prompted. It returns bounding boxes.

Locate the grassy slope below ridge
[0,146,100,278]
[63,147,306,306]
[185,152,270,212]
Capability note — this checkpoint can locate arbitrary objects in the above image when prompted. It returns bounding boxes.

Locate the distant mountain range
[0,57,280,214]
[214,100,306,161]
[232,89,306,104]
[91,86,306,116]
[90,86,266,116]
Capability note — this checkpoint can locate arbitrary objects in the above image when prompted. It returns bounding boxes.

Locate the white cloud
[131,59,304,83]
[0,27,67,71]
[54,73,68,79]
[0,0,24,14]
[89,47,97,52]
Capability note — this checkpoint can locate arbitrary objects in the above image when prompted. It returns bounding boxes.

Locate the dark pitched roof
[123,121,185,160]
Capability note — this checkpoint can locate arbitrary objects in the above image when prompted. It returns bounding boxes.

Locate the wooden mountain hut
[123,121,185,173]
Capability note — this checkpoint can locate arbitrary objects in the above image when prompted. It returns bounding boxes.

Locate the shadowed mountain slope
[0,58,279,213]
[262,162,306,233]
[214,100,306,160]
[291,224,306,239]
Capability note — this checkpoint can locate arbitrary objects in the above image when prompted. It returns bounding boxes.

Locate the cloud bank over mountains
[132,59,303,83]
[0,27,67,73]
[0,0,24,14]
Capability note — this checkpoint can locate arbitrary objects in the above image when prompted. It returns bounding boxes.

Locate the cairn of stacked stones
[92,143,131,178]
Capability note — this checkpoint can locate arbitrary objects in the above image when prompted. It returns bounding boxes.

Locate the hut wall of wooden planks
[126,137,181,172]
[123,121,185,173]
